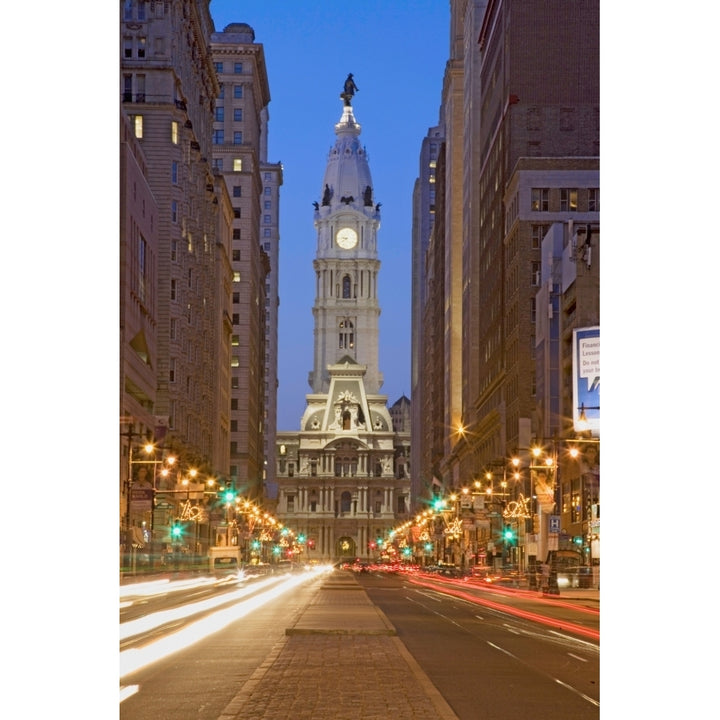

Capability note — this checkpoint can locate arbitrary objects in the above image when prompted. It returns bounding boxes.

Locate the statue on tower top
[341,73,359,106]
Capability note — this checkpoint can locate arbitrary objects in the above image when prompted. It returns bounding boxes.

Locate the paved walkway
[217,571,460,720]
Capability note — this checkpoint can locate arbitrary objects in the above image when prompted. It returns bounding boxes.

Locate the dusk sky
[209,0,450,429]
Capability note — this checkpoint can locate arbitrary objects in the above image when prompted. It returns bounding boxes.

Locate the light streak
[120,570,329,681]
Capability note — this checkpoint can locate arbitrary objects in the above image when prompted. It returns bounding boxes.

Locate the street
[120,567,598,719]
[358,570,599,719]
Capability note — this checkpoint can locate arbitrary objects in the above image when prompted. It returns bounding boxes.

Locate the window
[232,229,241,240]
[234,62,243,73]
[532,262,541,286]
[233,131,243,144]
[263,229,271,237]
[170,318,176,340]
[214,62,223,73]
[231,356,239,368]
[233,85,243,98]
[231,377,239,389]
[212,158,223,172]
[233,272,241,283]
[215,106,224,122]
[231,335,239,346]
[212,130,224,144]
[233,158,242,172]
[531,224,547,249]
[232,250,241,261]
[138,235,147,301]
[531,188,549,212]
[233,292,240,303]
[287,495,295,512]
[588,188,600,212]
[124,38,132,58]
[339,319,354,349]
[137,37,146,58]
[233,108,243,122]
[264,187,271,195]
[133,115,143,138]
[263,242,271,251]
[342,275,351,298]
[264,201,271,210]
[218,86,224,99]
[233,208,241,219]
[171,161,178,184]
[137,1,146,20]
[169,358,176,383]
[171,239,178,260]
[233,185,242,197]
[123,0,133,20]
[171,121,178,144]
[170,279,177,300]
[123,74,132,102]
[263,215,270,224]
[560,188,578,212]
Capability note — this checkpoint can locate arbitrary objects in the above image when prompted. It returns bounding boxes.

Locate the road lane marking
[554,677,600,707]
[487,641,516,658]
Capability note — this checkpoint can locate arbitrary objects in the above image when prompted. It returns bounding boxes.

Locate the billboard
[572,326,600,435]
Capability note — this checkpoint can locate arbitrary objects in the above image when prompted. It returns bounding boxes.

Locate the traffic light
[171,519,184,540]
[307,538,315,550]
[297,534,306,544]
[503,525,515,543]
[222,488,236,504]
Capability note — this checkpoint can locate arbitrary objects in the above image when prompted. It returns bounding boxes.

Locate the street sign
[549,515,561,534]
[131,487,154,511]
[155,501,173,510]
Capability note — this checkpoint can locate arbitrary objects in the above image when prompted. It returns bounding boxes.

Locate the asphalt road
[357,571,600,720]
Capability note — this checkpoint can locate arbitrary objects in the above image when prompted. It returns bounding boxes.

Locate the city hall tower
[274,77,411,563]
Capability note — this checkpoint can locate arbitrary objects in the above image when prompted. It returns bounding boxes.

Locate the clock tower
[274,78,411,565]
[309,95,383,395]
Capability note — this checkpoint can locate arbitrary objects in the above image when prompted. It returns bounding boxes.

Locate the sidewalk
[217,570,460,720]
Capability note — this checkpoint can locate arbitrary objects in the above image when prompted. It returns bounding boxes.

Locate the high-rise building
[209,23,282,501]
[274,83,411,563]
[413,0,600,574]
[120,0,232,547]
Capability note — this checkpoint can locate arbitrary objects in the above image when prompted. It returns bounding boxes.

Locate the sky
[209,0,450,429]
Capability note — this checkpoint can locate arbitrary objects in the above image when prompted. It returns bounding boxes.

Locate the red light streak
[407,576,599,641]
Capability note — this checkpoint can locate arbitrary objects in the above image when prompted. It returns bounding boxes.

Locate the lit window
[231,356,240,368]
[231,335,239,346]
[233,272,241,283]
[233,158,242,172]
[531,188,549,212]
[560,188,578,212]
[171,121,178,144]
[134,115,143,138]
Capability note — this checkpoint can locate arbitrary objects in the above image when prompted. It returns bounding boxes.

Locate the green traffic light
[172,523,183,539]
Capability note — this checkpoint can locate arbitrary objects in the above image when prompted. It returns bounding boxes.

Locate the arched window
[342,410,351,430]
[342,275,351,298]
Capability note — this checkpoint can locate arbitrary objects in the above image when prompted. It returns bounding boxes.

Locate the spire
[318,74,376,214]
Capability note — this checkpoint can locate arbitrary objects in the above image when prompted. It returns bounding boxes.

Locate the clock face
[336,227,358,249]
